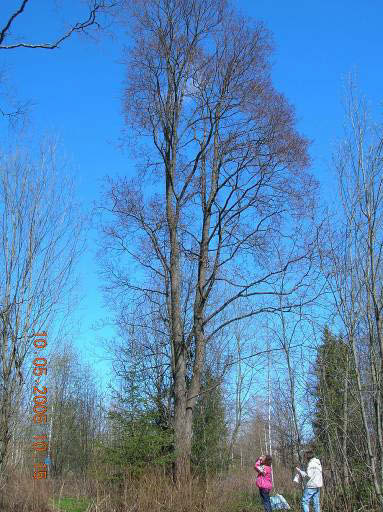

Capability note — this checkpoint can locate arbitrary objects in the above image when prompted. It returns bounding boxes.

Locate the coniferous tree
[191,369,229,479]
[103,364,174,479]
[311,327,365,499]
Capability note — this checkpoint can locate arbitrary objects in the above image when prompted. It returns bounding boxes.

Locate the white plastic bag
[270,494,291,510]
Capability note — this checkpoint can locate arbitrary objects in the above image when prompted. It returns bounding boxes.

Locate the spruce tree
[312,326,365,499]
[191,369,229,479]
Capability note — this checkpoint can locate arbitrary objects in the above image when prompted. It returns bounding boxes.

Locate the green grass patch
[51,496,91,512]
[227,490,264,511]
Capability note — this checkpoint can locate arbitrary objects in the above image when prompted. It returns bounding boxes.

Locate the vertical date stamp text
[32,331,48,479]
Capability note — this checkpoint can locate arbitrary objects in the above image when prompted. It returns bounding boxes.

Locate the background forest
[0,1,382,511]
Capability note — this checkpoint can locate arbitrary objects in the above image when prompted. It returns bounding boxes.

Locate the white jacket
[298,458,323,488]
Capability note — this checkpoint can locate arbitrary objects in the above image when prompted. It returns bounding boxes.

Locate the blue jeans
[302,487,320,512]
[259,488,272,512]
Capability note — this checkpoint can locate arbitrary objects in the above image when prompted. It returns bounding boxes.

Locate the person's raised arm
[296,466,308,478]
[255,456,265,474]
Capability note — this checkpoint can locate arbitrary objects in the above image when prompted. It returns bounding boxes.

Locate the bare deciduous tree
[101,0,317,481]
[47,343,103,476]
[321,84,383,509]
[0,140,83,468]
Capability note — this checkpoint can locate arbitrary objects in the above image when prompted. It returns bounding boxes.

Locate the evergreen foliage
[311,327,366,499]
[102,366,174,479]
[192,369,229,478]
[105,407,174,478]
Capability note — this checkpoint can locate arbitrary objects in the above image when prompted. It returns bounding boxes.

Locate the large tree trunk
[168,208,191,481]
[173,356,191,481]
[342,350,349,487]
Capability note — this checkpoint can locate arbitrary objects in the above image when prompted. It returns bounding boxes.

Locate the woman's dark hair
[305,450,314,460]
[264,454,272,466]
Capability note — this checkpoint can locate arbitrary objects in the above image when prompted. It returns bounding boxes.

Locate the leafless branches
[0,139,83,468]
[320,82,383,508]
[100,0,319,481]
[0,0,119,50]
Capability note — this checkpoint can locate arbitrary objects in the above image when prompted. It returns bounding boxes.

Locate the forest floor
[2,469,378,512]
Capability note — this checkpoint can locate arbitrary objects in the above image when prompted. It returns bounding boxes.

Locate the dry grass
[0,468,53,512]
[0,468,263,512]
[83,469,262,512]
[0,466,380,512]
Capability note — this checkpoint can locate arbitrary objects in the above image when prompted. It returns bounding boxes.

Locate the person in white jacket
[295,450,323,512]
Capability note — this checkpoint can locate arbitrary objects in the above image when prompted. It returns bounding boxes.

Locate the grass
[228,490,263,511]
[51,497,91,512]
[0,467,378,512]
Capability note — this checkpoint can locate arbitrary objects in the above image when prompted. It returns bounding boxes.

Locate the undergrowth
[0,467,379,512]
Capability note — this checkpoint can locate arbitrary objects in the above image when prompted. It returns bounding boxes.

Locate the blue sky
[1,0,382,392]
